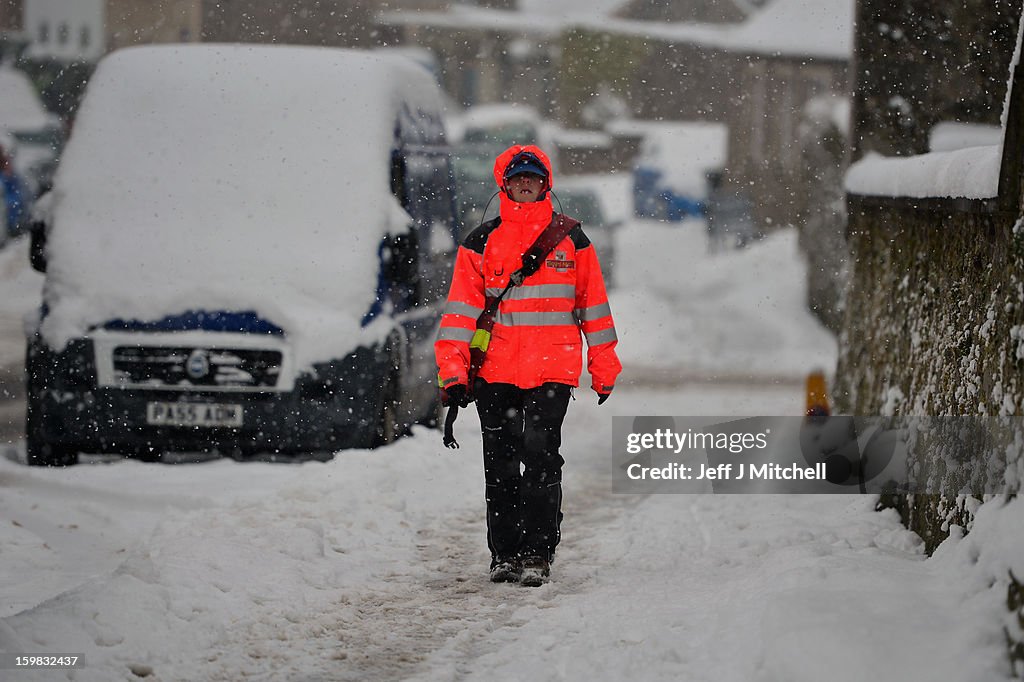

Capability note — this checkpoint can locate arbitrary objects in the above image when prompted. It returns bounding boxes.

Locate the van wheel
[26,439,78,467]
[25,397,78,467]
[24,346,78,467]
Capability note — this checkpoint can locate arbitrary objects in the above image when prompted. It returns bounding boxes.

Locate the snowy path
[1,383,1010,681]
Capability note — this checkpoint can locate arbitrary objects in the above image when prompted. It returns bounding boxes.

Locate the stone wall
[838,195,1024,672]
[840,0,1024,541]
[841,3,1024,670]
[0,0,22,32]
[837,198,1024,540]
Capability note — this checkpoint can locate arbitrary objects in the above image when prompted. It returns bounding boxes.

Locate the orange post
[805,370,831,417]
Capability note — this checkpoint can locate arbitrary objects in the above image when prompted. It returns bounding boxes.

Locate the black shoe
[489,558,522,583]
[520,556,550,587]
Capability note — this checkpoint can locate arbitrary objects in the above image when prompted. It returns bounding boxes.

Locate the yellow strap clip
[470,329,491,352]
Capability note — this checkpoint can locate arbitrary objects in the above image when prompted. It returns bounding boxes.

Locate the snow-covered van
[25,45,457,465]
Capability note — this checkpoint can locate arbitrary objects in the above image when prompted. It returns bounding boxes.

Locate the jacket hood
[492,144,554,190]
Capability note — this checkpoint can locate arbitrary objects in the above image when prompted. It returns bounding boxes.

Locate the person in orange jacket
[435,145,621,586]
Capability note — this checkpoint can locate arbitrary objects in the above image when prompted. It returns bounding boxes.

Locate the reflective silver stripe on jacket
[485,284,575,301]
[584,327,618,345]
[574,302,612,322]
[437,326,476,342]
[494,310,577,327]
[444,301,484,318]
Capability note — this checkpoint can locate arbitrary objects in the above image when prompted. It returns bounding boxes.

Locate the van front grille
[111,346,282,390]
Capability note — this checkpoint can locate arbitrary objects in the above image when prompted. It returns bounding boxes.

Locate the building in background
[378,5,560,114]
[0,0,22,32]
[200,1,456,48]
[22,0,201,62]
[200,0,375,47]
[0,0,24,61]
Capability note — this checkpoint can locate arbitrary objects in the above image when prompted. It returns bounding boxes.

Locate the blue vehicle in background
[629,121,728,223]
[633,165,706,221]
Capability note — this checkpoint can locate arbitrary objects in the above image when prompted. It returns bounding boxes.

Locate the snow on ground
[553,169,837,380]
[609,220,836,382]
[0,202,1018,680]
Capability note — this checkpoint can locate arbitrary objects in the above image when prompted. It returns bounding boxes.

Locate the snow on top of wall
[844,147,1001,200]
[929,122,1002,153]
[0,66,58,132]
[42,44,443,367]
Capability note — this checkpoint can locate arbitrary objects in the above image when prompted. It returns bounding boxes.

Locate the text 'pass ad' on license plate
[146,402,244,427]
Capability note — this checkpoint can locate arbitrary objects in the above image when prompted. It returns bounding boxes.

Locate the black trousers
[474,380,572,564]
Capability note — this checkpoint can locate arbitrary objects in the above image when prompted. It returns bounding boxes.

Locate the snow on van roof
[42,44,444,368]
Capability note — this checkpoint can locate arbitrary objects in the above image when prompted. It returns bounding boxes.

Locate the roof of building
[380,0,852,60]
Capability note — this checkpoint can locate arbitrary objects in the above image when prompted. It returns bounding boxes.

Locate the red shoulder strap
[511,213,579,285]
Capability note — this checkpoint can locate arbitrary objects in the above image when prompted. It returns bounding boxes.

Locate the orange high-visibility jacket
[435,145,621,393]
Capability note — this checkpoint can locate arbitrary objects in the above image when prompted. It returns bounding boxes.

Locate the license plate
[146,402,243,427]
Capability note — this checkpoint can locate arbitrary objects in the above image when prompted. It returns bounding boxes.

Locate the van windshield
[463,123,538,149]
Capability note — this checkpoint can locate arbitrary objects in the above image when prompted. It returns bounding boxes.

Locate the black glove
[446,383,471,408]
[597,392,610,405]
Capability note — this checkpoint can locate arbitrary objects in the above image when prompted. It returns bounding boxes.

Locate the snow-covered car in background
[449,103,550,150]
[0,65,64,201]
[451,142,498,239]
[25,45,458,465]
